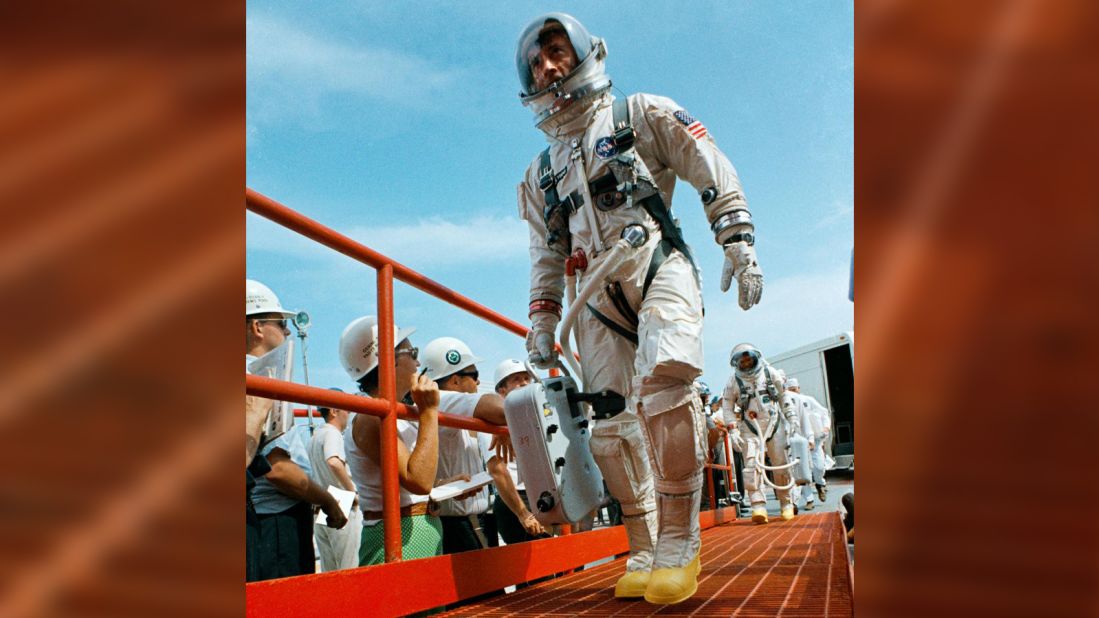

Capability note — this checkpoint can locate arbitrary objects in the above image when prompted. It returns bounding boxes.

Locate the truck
[770,332,854,469]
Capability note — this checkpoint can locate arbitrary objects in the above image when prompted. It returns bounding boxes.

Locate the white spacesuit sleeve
[518,165,566,306]
[631,93,750,229]
[720,379,740,426]
[810,396,831,432]
[773,372,800,438]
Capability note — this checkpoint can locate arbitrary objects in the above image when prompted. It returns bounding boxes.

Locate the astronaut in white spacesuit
[515,13,763,605]
[786,377,831,502]
[722,344,800,524]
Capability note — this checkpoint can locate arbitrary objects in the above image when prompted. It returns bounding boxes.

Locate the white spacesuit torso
[722,364,794,432]
[519,92,749,308]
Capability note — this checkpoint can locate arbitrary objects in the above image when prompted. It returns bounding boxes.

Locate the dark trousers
[479,511,499,548]
[246,499,262,581]
[441,515,484,555]
[493,493,542,545]
[249,501,315,582]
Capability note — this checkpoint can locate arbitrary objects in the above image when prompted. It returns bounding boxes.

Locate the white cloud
[813,198,854,230]
[247,14,462,111]
[343,216,528,268]
[247,211,528,268]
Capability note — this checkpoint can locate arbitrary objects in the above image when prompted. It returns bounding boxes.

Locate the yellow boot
[614,511,658,598]
[644,491,703,605]
[615,570,651,598]
[781,504,795,521]
[751,505,769,524]
[644,552,700,604]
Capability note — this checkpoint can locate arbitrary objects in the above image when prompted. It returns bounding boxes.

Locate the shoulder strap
[734,374,751,409]
[538,148,558,207]
[613,95,699,288]
[612,97,635,152]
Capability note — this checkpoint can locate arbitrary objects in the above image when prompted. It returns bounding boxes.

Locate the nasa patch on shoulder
[674,109,708,139]
[595,136,618,159]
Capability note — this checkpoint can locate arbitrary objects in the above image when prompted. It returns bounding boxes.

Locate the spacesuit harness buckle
[735,367,783,441]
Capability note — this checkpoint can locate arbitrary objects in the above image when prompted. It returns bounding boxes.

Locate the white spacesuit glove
[526,311,559,370]
[720,241,764,309]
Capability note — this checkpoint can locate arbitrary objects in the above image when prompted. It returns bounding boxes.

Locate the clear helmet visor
[730,346,763,378]
[515,13,610,126]
[516,13,593,96]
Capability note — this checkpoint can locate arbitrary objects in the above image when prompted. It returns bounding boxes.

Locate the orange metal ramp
[441,512,852,617]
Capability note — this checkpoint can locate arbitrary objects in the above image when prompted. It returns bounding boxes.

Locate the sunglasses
[396,347,419,361]
[253,318,288,330]
[454,368,479,381]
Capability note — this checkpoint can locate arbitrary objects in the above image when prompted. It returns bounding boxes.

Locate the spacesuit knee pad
[633,374,706,494]
[740,436,763,493]
[590,417,655,516]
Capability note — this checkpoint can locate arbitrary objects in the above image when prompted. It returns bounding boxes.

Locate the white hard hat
[246,279,296,317]
[422,337,484,381]
[494,359,530,389]
[338,316,417,380]
[693,379,711,397]
[786,377,800,389]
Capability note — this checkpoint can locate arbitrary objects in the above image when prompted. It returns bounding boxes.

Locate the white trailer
[770,332,854,469]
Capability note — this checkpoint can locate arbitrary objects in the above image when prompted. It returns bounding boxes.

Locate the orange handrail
[247,188,522,562]
[249,376,507,435]
[246,188,530,338]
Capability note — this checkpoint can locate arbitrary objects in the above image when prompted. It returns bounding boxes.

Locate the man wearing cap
[339,316,444,565]
[487,359,548,544]
[307,390,362,571]
[420,337,511,554]
[245,279,347,581]
[785,377,831,503]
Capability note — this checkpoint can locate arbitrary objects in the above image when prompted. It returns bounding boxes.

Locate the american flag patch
[674,109,708,139]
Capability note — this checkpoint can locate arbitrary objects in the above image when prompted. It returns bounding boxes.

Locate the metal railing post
[723,432,736,499]
[705,446,716,511]
[377,265,401,562]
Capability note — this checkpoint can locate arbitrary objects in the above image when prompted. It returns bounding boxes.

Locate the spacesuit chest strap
[538,148,576,250]
[538,148,560,207]
[735,374,780,441]
[734,375,752,411]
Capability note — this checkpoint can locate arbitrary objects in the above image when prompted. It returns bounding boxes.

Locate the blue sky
[247,1,853,394]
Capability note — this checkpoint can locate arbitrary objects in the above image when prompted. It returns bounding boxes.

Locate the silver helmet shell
[730,343,765,380]
[515,13,611,129]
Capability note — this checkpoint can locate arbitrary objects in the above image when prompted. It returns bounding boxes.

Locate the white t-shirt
[308,422,350,492]
[250,434,301,515]
[435,391,490,517]
[345,407,429,525]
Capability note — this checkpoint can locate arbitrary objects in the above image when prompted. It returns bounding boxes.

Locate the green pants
[359,514,443,566]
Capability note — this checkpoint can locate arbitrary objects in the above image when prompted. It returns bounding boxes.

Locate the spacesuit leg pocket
[741,433,765,504]
[633,375,705,495]
[635,252,704,381]
[589,415,655,516]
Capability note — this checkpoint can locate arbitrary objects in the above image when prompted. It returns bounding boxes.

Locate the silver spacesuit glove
[713,209,763,309]
[720,242,764,309]
[526,302,561,370]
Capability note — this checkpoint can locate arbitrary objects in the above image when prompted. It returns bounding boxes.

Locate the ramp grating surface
[441,512,852,617]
